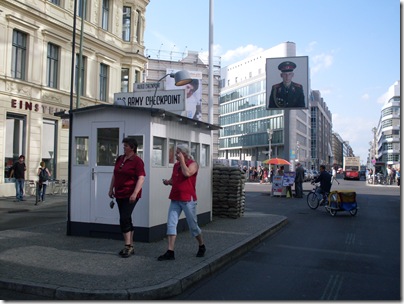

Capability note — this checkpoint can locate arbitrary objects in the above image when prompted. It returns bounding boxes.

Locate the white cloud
[361,93,370,101]
[305,41,318,53]
[311,53,334,75]
[218,44,264,65]
[199,44,223,64]
[332,113,374,163]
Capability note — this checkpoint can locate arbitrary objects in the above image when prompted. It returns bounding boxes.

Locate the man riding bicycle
[312,165,332,205]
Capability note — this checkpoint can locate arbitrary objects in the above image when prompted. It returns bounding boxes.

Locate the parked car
[303,169,311,182]
[311,170,319,179]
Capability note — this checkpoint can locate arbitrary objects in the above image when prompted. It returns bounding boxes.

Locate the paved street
[172,179,401,300]
[0,178,400,300]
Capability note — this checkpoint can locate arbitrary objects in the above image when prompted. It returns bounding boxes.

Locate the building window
[75,54,86,96]
[11,30,27,80]
[4,114,26,180]
[47,43,59,88]
[136,10,141,42]
[102,0,109,30]
[78,0,87,19]
[122,6,131,41]
[135,70,140,83]
[99,63,108,101]
[42,119,57,178]
[48,0,60,5]
[121,68,129,92]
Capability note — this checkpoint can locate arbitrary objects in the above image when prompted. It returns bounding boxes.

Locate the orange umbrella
[262,158,291,165]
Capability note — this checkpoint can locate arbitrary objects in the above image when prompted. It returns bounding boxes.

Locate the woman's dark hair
[122,137,138,153]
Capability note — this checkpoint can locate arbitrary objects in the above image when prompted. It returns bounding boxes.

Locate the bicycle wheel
[307,192,319,209]
[349,208,358,216]
[329,208,337,216]
[327,193,338,216]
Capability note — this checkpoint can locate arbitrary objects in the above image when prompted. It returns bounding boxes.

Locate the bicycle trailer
[326,190,358,216]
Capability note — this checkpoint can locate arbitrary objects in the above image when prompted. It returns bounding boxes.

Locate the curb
[0,217,288,300]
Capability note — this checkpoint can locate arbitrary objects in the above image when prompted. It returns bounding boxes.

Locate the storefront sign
[10,99,68,115]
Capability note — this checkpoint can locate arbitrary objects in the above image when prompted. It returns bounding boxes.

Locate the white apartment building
[0,0,149,195]
[375,80,400,169]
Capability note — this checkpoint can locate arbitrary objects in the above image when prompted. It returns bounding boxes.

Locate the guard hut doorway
[66,104,220,242]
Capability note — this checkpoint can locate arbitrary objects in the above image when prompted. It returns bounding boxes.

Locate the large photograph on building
[266,56,309,110]
[165,69,203,121]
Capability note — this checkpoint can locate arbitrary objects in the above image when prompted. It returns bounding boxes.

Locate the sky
[143,0,401,165]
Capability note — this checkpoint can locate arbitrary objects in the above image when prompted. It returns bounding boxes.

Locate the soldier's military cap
[278,61,296,72]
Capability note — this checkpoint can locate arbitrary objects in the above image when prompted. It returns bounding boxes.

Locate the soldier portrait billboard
[266,56,309,110]
[165,69,203,121]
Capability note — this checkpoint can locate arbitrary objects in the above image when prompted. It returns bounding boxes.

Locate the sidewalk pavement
[0,179,392,300]
[0,186,288,300]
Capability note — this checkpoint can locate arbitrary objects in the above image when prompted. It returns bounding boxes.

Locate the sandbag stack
[212,165,246,218]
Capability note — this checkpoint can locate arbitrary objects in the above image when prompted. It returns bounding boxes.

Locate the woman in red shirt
[109,137,145,258]
[158,144,206,261]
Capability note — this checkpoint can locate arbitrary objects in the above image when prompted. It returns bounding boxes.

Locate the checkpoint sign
[114,89,185,111]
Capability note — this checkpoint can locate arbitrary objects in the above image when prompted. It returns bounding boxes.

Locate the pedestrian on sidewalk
[396,168,400,186]
[108,137,146,258]
[158,144,206,261]
[37,161,51,203]
[294,162,304,198]
[10,155,26,202]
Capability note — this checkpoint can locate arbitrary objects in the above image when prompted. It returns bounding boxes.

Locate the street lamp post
[267,128,273,160]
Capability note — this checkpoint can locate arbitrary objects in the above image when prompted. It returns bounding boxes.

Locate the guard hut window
[191,142,200,163]
[97,128,119,166]
[169,139,187,165]
[201,144,210,167]
[127,135,143,160]
[75,137,89,165]
[152,137,166,167]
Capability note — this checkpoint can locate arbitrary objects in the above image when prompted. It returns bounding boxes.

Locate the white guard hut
[66,104,220,242]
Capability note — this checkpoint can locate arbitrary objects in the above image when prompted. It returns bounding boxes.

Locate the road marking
[276,244,379,259]
[321,274,343,300]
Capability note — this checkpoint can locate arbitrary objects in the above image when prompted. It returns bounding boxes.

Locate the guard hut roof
[54,104,221,130]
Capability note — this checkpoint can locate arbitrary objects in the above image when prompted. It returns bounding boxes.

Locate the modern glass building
[218,42,313,170]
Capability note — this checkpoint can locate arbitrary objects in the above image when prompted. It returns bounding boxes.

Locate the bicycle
[307,182,329,210]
